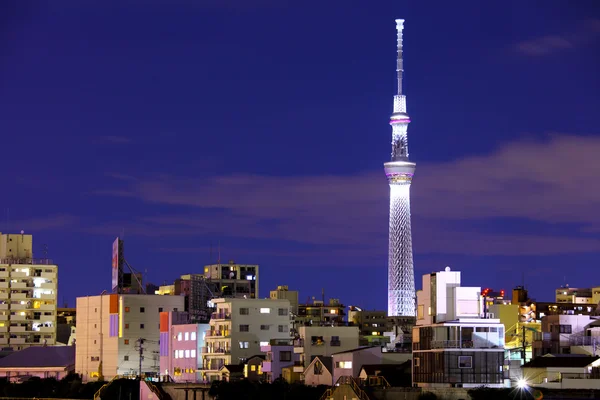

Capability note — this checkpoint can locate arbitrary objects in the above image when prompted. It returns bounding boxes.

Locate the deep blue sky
[1,1,599,309]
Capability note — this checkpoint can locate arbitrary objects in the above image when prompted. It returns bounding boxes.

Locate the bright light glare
[517,379,527,389]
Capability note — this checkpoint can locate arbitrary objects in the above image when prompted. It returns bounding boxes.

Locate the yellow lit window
[125,307,130,312]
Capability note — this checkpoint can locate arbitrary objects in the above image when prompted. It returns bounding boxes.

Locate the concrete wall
[298,326,359,367]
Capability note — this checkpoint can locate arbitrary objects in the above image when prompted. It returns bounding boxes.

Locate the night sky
[1,1,599,310]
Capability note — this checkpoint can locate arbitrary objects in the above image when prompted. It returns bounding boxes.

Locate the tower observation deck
[385,19,416,317]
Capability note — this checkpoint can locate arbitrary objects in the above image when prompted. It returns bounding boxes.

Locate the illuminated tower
[385,19,416,317]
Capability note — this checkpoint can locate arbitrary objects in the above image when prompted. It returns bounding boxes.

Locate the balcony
[0,304,7,311]
[0,282,7,289]
[11,315,27,321]
[205,330,229,338]
[41,272,56,279]
[12,293,27,300]
[40,294,54,300]
[430,340,475,349]
[204,348,230,355]
[262,361,272,373]
[0,338,7,345]
[292,361,304,373]
[0,315,8,321]
[11,326,26,332]
[211,312,231,320]
[11,282,27,289]
[10,338,26,345]
[0,327,7,333]
[11,304,26,311]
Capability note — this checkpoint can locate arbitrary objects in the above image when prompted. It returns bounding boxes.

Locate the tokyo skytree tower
[385,19,416,317]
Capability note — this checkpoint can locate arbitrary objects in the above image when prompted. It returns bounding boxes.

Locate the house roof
[220,364,244,373]
[247,354,266,362]
[331,346,375,356]
[360,361,411,386]
[0,346,75,369]
[308,356,333,374]
[522,355,599,369]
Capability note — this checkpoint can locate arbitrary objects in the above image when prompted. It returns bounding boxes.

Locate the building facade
[270,285,298,315]
[75,294,184,381]
[292,325,360,373]
[0,233,57,350]
[201,298,291,381]
[348,306,390,346]
[413,267,506,388]
[260,340,299,383]
[158,311,209,383]
[296,298,345,328]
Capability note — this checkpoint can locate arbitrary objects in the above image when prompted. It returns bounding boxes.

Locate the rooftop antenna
[217,241,221,264]
[209,241,213,264]
[43,244,48,259]
[395,18,405,96]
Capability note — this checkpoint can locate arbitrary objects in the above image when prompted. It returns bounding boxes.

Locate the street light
[517,378,528,389]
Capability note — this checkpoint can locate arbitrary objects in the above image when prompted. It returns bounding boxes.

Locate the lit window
[260,341,268,347]
[174,350,178,359]
[184,332,189,341]
[178,333,182,341]
[178,350,184,358]
[191,332,197,341]
[239,341,249,349]
[251,365,256,371]
[191,349,196,358]
[185,350,190,358]
[330,309,337,314]
[260,308,270,314]
[336,361,352,369]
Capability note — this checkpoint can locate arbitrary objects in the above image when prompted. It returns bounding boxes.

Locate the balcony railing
[430,340,474,349]
[205,330,229,337]
[211,312,231,320]
[205,348,230,354]
[0,258,54,265]
[569,336,599,346]
[293,338,304,347]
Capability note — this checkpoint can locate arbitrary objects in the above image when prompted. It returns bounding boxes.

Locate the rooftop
[0,346,75,369]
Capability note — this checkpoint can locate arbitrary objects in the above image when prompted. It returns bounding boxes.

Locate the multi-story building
[201,298,291,381]
[413,267,506,388]
[159,311,209,383]
[75,293,184,381]
[532,315,597,358]
[270,285,299,315]
[348,306,390,346]
[556,286,594,304]
[0,232,57,350]
[157,261,260,323]
[292,325,360,374]
[296,298,345,328]
[260,339,300,383]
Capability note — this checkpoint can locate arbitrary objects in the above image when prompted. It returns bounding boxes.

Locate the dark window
[140,323,145,329]
[279,351,292,362]
[124,356,129,361]
[158,307,163,312]
[240,325,249,332]
[140,307,145,313]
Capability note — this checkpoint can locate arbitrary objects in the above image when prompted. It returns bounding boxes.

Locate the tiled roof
[0,346,74,369]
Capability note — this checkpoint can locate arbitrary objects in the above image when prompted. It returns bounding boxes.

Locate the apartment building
[296,298,346,328]
[75,294,184,381]
[159,311,209,383]
[157,261,259,323]
[260,339,300,383]
[0,233,57,350]
[270,285,299,315]
[532,315,598,358]
[348,306,390,346]
[200,298,291,381]
[413,267,506,388]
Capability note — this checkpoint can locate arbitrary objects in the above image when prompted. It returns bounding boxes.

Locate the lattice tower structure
[385,19,416,317]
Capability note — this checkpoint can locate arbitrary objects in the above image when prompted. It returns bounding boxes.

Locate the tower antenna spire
[395,19,405,96]
[385,19,416,318]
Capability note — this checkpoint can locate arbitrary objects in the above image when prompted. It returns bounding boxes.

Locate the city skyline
[1,1,599,309]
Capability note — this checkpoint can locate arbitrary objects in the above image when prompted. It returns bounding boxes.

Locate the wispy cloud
[516,19,600,56]
[7,214,80,232]
[96,135,132,144]
[94,133,600,256]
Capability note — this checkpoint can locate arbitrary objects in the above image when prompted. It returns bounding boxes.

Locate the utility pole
[136,338,145,379]
[521,325,526,363]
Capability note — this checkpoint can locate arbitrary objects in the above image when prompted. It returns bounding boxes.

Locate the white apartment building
[201,298,291,381]
[413,267,506,388]
[76,294,184,381]
[0,233,57,350]
[292,325,360,374]
[533,314,599,357]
